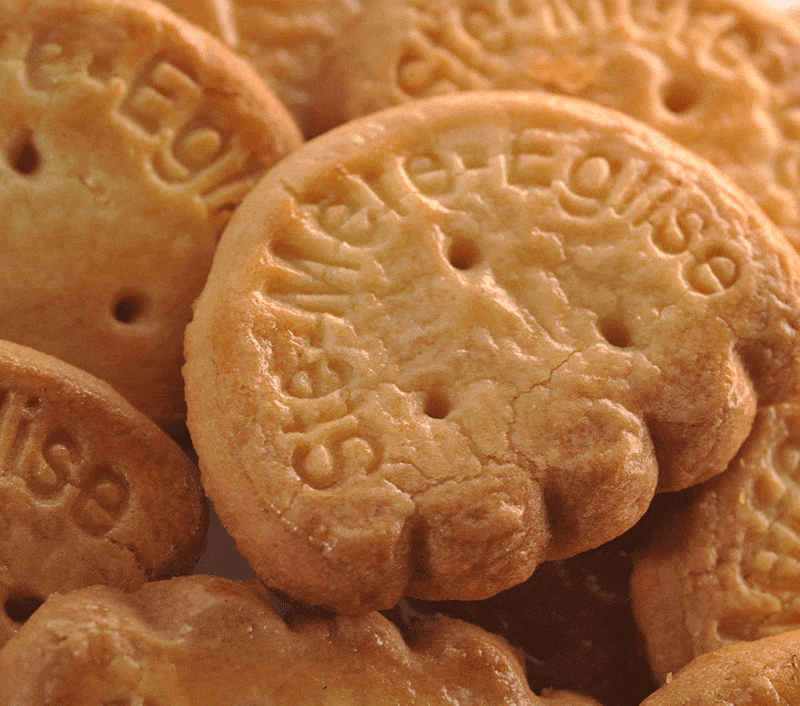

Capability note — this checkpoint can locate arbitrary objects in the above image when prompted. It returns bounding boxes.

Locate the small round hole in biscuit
[448,237,481,270]
[111,291,148,324]
[424,388,451,419]
[7,130,40,175]
[4,591,44,624]
[598,317,632,348]
[662,79,700,114]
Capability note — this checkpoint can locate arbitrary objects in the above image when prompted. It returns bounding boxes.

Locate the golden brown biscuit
[386,523,658,706]
[640,628,800,706]
[0,574,604,706]
[632,398,800,683]
[0,0,302,436]
[184,90,800,613]
[0,338,208,648]
[156,0,365,135]
[309,0,800,253]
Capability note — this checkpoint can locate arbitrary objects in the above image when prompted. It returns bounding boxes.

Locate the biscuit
[309,0,800,253]
[156,0,365,136]
[0,0,303,436]
[631,397,800,683]
[0,338,208,648]
[0,574,603,706]
[183,89,800,613]
[387,523,658,706]
[640,628,800,706]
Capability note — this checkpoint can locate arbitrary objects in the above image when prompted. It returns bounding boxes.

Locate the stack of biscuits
[5,0,800,703]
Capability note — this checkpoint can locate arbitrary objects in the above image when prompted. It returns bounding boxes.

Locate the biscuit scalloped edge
[184,90,800,613]
[0,574,606,705]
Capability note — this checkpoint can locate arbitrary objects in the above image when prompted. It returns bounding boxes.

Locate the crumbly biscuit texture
[632,397,800,683]
[640,628,800,706]
[310,0,800,252]
[0,0,302,434]
[0,339,208,648]
[184,90,800,612]
[157,0,364,135]
[0,574,603,706]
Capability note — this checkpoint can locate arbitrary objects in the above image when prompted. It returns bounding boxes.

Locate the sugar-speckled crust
[0,339,208,649]
[310,0,800,254]
[184,90,800,613]
[640,628,800,706]
[0,0,302,435]
[157,0,365,136]
[632,397,800,683]
[0,574,603,706]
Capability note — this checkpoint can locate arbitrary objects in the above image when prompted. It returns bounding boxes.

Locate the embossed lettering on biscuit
[156,0,366,134]
[309,0,800,253]
[184,91,800,613]
[0,0,302,432]
[0,339,208,647]
[632,398,800,683]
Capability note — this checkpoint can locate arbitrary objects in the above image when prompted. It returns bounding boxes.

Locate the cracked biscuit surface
[0,339,208,649]
[0,574,603,706]
[184,90,800,613]
[0,0,302,435]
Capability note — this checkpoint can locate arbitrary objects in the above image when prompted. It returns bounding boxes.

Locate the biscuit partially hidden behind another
[632,397,800,683]
[641,628,800,706]
[0,0,303,437]
[184,90,800,613]
[0,574,603,706]
[0,339,208,648]
[156,0,365,136]
[309,0,800,256]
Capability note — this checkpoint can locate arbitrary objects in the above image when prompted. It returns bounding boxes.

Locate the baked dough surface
[184,90,800,612]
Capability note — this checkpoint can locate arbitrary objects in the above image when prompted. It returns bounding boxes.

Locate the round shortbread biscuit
[632,397,800,683]
[0,0,303,435]
[184,90,800,613]
[0,574,602,706]
[0,339,208,648]
[156,0,365,136]
[309,0,800,253]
